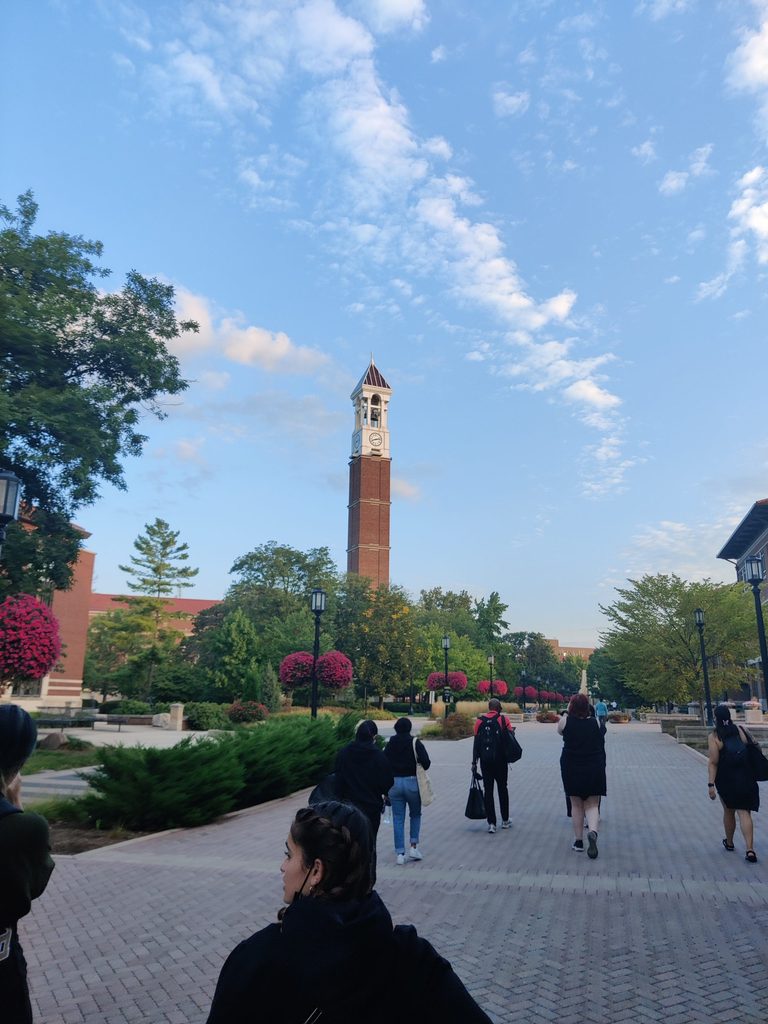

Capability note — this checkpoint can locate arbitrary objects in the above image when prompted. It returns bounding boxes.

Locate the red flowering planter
[0,594,61,683]
[427,671,467,693]
[279,650,353,691]
[478,679,509,697]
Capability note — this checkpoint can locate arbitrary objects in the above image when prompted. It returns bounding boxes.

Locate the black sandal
[746,850,758,863]
[723,838,735,851]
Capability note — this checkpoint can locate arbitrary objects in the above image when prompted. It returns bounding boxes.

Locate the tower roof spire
[353,356,391,394]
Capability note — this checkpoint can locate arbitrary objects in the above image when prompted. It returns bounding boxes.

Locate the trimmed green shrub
[223,716,340,809]
[442,712,475,739]
[81,738,244,830]
[185,702,232,730]
[228,701,269,723]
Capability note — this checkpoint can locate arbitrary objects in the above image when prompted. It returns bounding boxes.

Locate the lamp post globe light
[694,608,714,728]
[309,588,327,719]
[442,634,451,719]
[0,471,22,559]
[744,555,768,710]
[488,653,495,693]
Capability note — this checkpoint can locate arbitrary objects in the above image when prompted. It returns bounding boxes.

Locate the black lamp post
[309,588,327,719]
[520,668,527,713]
[694,608,714,728]
[536,676,542,706]
[744,556,768,710]
[0,471,22,559]
[442,634,450,718]
[488,653,495,695]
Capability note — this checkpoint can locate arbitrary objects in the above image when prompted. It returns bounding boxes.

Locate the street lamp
[0,471,22,559]
[488,653,495,695]
[694,608,714,728]
[536,675,542,705]
[309,588,327,719]
[520,668,527,714]
[744,556,768,709]
[442,635,451,718]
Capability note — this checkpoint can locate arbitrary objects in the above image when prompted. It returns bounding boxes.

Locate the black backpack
[477,714,503,761]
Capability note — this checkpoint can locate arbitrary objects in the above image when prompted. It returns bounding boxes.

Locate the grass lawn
[22,748,100,774]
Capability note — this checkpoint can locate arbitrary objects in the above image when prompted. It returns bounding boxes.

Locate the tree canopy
[0,191,195,595]
[119,518,199,598]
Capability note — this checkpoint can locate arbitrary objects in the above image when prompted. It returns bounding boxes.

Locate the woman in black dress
[708,703,758,862]
[558,693,606,859]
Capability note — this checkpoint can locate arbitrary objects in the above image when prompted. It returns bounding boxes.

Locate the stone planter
[744,707,763,724]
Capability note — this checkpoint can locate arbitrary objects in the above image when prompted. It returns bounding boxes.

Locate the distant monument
[346,358,392,588]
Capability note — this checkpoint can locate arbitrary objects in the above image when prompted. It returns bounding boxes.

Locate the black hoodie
[334,739,394,818]
[206,892,492,1024]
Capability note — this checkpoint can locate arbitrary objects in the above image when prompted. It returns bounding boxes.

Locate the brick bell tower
[347,358,392,588]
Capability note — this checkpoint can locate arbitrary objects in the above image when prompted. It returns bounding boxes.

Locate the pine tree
[119,519,199,598]
[260,662,282,713]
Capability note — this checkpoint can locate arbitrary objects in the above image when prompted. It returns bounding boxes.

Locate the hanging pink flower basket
[0,593,61,682]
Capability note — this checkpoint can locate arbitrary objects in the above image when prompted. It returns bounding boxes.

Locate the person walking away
[335,719,394,885]
[0,705,55,1024]
[206,800,493,1024]
[708,703,759,862]
[384,717,430,865]
[558,693,606,858]
[595,698,608,736]
[472,698,517,833]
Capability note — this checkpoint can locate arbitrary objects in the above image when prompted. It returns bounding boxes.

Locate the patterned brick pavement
[22,723,768,1023]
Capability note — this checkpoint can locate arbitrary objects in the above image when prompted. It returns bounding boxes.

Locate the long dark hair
[284,802,372,912]
[714,704,739,743]
[0,704,37,794]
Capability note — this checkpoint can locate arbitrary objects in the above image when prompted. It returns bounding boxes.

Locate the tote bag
[412,738,434,805]
[464,774,486,820]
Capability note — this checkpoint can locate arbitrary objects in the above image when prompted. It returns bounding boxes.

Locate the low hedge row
[78,712,359,831]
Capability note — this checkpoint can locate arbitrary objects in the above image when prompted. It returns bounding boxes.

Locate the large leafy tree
[600,574,755,705]
[0,191,195,596]
[119,518,199,598]
[474,591,510,652]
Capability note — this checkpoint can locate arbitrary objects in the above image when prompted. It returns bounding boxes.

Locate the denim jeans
[389,776,422,854]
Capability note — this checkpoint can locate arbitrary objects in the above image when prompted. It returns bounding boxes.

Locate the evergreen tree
[119,518,199,598]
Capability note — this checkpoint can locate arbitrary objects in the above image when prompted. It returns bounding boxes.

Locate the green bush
[223,716,340,809]
[28,796,91,825]
[81,738,244,830]
[443,712,475,739]
[185,702,232,730]
[99,700,122,714]
[63,736,93,751]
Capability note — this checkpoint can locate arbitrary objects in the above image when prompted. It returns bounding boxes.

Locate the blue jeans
[389,776,422,854]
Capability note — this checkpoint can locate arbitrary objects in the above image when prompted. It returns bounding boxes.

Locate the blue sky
[3,0,768,646]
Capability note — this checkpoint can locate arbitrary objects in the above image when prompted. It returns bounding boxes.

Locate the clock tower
[347,358,392,587]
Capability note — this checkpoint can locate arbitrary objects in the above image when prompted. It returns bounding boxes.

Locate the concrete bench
[38,715,126,732]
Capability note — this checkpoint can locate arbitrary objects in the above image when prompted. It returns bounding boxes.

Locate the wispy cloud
[352,0,428,34]
[636,0,694,21]
[492,87,530,118]
[631,138,657,163]
[658,143,713,195]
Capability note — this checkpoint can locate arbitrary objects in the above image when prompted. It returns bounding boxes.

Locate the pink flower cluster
[278,650,353,690]
[0,593,62,683]
[512,685,564,701]
[227,701,269,723]
[426,671,467,692]
[477,679,509,696]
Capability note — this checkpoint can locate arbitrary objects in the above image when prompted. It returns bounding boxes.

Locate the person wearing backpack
[471,699,516,833]
[708,703,759,862]
[0,704,55,1023]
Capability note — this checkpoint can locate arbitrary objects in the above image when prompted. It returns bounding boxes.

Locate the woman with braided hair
[206,801,491,1024]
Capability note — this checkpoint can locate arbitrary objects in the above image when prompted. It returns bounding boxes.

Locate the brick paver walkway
[22,723,768,1023]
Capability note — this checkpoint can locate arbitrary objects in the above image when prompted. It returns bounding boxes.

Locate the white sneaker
[488,824,497,834]
[501,820,511,829]
[409,846,423,860]
[396,853,406,865]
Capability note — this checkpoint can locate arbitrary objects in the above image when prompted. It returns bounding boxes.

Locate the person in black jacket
[471,698,517,833]
[206,801,492,1024]
[0,705,55,1024]
[383,717,430,865]
[334,719,393,886]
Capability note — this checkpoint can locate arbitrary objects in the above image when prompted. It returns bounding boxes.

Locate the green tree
[119,518,199,597]
[229,541,338,600]
[260,663,282,713]
[349,586,416,707]
[474,591,510,652]
[0,192,195,596]
[600,574,755,706]
[587,647,642,707]
[84,601,159,702]
[205,608,262,702]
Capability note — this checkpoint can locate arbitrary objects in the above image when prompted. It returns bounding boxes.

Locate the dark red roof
[717,500,768,561]
[354,359,391,392]
[90,593,221,617]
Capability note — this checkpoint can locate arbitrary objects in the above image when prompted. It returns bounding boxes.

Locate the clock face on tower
[369,432,383,447]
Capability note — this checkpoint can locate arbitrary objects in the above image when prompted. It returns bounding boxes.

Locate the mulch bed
[49,823,150,855]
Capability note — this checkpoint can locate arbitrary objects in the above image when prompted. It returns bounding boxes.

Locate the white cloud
[729,165,768,262]
[353,0,428,34]
[199,371,231,391]
[422,136,452,160]
[391,476,421,500]
[636,0,693,20]
[631,139,656,163]
[659,170,688,195]
[431,45,447,63]
[664,274,681,284]
[687,225,706,245]
[728,14,768,93]
[563,379,622,411]
[695,238,747,300]
[293,0,374,74]
[690,143,713,177]
[493,88,530,118]
[173,287,329,373]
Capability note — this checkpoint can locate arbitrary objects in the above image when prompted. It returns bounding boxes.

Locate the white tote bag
[413,738,434,806]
